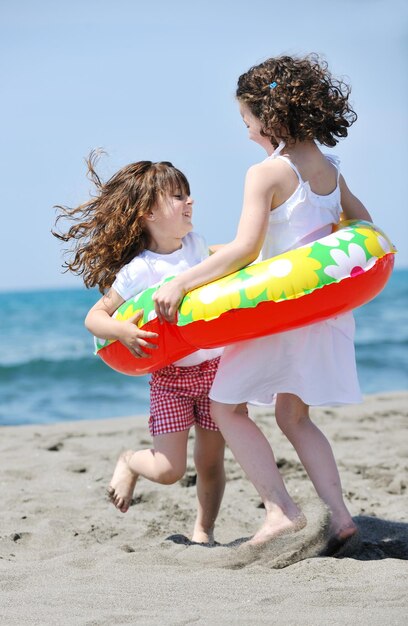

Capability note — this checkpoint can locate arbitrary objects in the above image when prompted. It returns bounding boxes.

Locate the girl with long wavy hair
[54,154,225,545]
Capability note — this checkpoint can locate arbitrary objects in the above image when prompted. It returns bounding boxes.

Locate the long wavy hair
[236,54,357,148]
[53,151,190,292]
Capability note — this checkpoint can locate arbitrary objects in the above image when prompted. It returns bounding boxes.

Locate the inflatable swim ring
[94,220,396,376]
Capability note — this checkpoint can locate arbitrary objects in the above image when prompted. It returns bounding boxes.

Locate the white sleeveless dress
[210,145,362,407]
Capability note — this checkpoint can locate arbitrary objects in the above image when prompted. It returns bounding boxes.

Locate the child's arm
[339,176,372,222]
[208,243,225,254]
[153,161,276,321]
[85,288,158,358]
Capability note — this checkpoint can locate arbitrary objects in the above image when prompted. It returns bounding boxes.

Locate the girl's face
[239,102,273,153]
[149,189,194,240]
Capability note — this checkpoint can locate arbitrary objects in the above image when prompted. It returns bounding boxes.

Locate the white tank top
[260,142,342,260]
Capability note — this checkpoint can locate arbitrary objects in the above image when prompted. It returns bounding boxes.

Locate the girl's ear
[144,208,156,222]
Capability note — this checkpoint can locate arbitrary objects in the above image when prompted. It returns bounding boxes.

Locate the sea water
[0,269,407,426]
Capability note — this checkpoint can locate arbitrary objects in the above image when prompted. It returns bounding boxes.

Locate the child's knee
[196,458,224,480]
[276,411,310,433]
[275,394,310,432]
[156,462,186,485]
[157,468,184,485]
[194,427,225,477]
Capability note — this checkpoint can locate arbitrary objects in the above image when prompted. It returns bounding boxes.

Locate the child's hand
[117,310,159,358]
[152,280,186,323]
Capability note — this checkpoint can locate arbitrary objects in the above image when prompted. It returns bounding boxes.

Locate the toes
[114,495,122,508]
[114,495,129,512]
[106,486,116,501]
[117,498,129,513]
[106,488,124,509]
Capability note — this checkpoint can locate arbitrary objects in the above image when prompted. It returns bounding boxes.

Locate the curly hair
[236,54,357,147]
[53,151,190,292]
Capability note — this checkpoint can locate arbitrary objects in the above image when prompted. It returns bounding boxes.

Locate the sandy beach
[1,391,407,625]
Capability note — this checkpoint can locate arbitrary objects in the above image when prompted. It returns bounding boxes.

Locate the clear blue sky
[1,0,407,292]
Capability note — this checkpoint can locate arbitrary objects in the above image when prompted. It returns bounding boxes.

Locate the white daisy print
[324,243,376,280]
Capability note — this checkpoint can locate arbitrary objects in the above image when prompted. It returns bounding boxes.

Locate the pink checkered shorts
[148,357,220,437]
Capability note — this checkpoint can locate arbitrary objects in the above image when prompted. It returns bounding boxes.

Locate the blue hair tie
[269,81,277,90]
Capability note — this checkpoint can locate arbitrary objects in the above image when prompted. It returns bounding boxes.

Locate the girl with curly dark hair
[154,54,372,552]
[54,154,225,544]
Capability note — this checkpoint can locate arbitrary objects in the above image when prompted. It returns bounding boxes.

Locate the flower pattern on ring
[115,303,141,324]
[180,275,242,321]
[318,230,354,248]
[244,247,321,301]
[324,243,375,280]
[355,227,393,259]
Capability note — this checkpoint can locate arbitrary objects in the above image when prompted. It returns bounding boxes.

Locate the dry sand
[1,392,407,625]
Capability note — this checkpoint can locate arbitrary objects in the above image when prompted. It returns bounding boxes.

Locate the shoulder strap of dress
[325,154,341,183]
[276,156,304,184]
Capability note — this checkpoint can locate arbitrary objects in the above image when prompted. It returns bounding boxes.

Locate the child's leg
[211,401,305,544]
[108,430,189,512]
[275,393,357,539]
[191,425,225,544]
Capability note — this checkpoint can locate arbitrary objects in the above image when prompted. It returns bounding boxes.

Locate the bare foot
[331,520,358,540]
[191,527,215,545]
[247,512,307,546]
[322,522,360,557]
[107,450,138,513]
